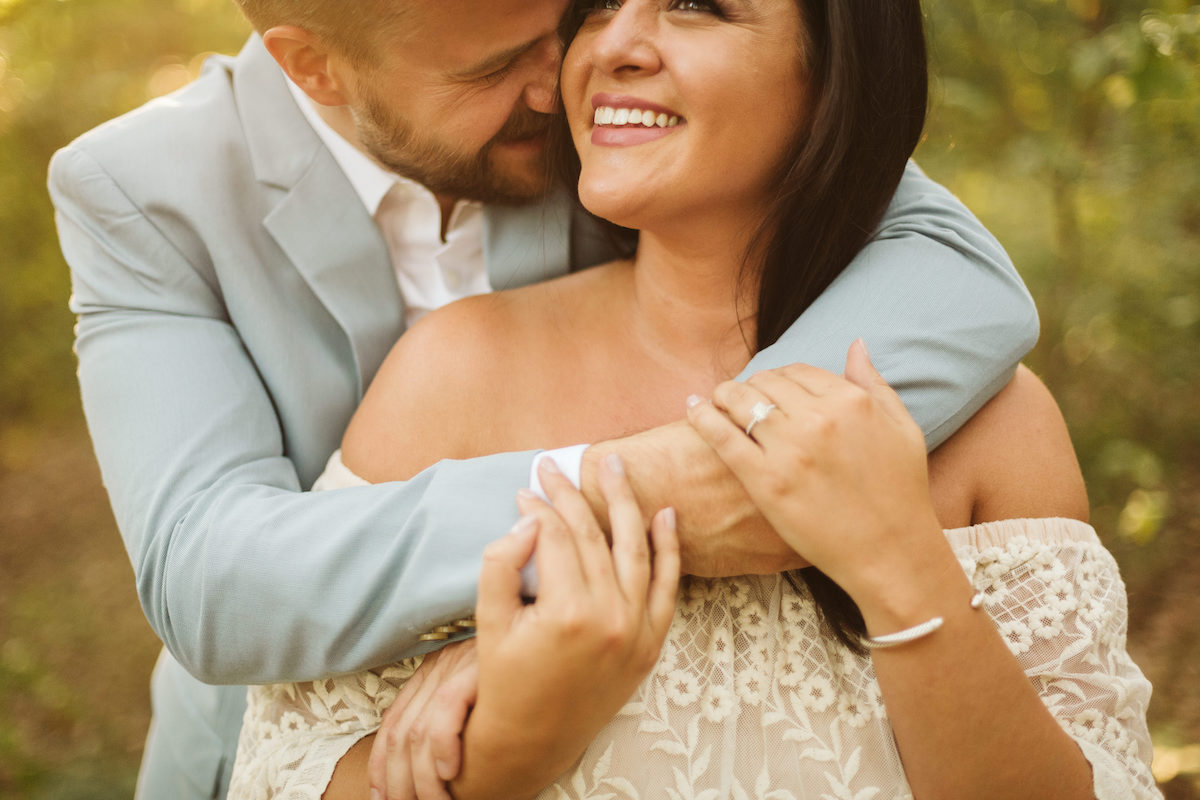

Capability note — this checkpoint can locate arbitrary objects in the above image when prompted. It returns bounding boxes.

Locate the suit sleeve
[740,161,1039,449]
[49,145,526,685]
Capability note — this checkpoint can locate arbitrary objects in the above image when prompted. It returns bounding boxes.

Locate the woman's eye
[576,0,722,20]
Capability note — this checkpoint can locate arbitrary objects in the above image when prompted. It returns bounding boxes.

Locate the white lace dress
[228,452,1161,800]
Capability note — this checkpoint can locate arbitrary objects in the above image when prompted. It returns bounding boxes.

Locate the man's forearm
[581,421,804,577]
[114,464,527,684]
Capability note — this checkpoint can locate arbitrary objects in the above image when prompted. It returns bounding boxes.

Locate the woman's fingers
[745,368,818,415]
[712,350,909,452]
[686,394,766,476]
[475,516,539,632]
[514,489,588,605]
[537,459,616,590]
[770,361,844,397]
[843,339,913,428]
[601,453,653,604]
[711,380,785,441]
[646,507,681,635]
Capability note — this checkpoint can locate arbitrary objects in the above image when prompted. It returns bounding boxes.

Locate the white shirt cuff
[528,444,590,500]
[521,444,590,596]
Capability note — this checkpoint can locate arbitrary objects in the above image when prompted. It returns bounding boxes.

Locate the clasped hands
[686,339,944,605]
[369,450,679,800]
[369,341,942,799]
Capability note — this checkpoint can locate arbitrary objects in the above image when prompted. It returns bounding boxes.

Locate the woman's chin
[579,184,653,233]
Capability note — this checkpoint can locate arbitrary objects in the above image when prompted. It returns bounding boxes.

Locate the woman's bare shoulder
[341,291,536,482]
[930,365,1090,525]
[340,263,628,482]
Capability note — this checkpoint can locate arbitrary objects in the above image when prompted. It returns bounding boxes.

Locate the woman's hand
[450,454,680,800]
[685,340,944,610]
[689,343,1100,800]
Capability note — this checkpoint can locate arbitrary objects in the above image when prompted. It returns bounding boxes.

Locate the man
[48,0,1037,797]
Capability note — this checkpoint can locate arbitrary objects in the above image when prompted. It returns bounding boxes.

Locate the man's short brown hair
[234,0,408,63]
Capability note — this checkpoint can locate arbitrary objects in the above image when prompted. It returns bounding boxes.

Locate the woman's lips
[590,123,680,147]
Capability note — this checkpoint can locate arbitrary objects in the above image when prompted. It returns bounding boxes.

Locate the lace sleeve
[952,519,1160,800]
[229,661,424,799]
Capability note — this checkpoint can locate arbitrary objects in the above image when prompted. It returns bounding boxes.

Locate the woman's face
[561,0,808,233]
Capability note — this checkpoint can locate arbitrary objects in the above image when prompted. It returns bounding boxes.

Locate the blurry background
[0,0,1196,797]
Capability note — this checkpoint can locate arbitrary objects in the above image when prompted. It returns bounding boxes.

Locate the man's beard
[355,87,554,205]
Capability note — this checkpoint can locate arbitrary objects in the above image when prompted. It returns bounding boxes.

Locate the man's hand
[582,420,807,577]
[368,639,479,800]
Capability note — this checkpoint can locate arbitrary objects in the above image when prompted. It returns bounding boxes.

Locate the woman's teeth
[593,106,681,128]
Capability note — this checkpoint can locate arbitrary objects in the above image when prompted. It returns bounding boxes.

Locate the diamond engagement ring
[744,401,777,438]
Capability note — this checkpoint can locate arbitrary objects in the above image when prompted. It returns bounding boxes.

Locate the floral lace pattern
[228,518,1159,800]
[229,658,422,800]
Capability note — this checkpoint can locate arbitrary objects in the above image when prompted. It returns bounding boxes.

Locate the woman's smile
[590,92,685,146]
[562,0,805,232]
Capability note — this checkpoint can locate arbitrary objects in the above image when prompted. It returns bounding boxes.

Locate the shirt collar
[286,79,398,216]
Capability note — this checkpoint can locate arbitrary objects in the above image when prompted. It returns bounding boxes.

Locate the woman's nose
[589,2,662,77]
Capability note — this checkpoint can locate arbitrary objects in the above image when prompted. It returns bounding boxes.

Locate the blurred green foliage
[0,0,1197,795]
[0,0,251,426]
[921,0,1200,545]
[917,1,1200,756]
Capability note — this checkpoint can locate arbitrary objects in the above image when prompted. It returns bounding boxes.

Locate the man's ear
[261,25,350,106]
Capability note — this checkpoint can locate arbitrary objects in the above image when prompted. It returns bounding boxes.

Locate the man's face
[339,0,570,204]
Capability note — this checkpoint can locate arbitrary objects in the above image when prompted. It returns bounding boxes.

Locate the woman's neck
[620,226,759,382]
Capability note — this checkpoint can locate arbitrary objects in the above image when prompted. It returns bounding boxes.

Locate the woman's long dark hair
[555,1,929,653]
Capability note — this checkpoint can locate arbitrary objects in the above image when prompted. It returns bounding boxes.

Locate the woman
[229,0,1158,797]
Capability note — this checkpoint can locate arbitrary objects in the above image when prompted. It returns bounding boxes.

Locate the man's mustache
[493,109,554,143]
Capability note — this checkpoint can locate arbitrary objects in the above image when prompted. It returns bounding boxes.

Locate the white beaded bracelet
[862,591,986,650]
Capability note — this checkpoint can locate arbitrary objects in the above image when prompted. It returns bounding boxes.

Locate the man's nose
[524,36,564,114]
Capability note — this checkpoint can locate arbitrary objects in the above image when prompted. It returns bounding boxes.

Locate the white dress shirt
[287,80,489,324]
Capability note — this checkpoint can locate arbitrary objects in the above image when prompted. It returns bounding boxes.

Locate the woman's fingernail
[661,506,676,530]
[686,394,705,409]
[371,790,382,800]
[436,759,454,780]
[605,452,625,475]
[539,458,561,476]
[510,515,537,535]
[855,337,871,360]
[516,488,538,502]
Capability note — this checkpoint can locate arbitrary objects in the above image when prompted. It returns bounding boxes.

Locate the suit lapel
[263,160,403,398]
[483,186,574,290]
[234,36,403,398]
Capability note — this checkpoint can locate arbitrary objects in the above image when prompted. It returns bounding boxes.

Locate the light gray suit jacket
[49,35,1037,800]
